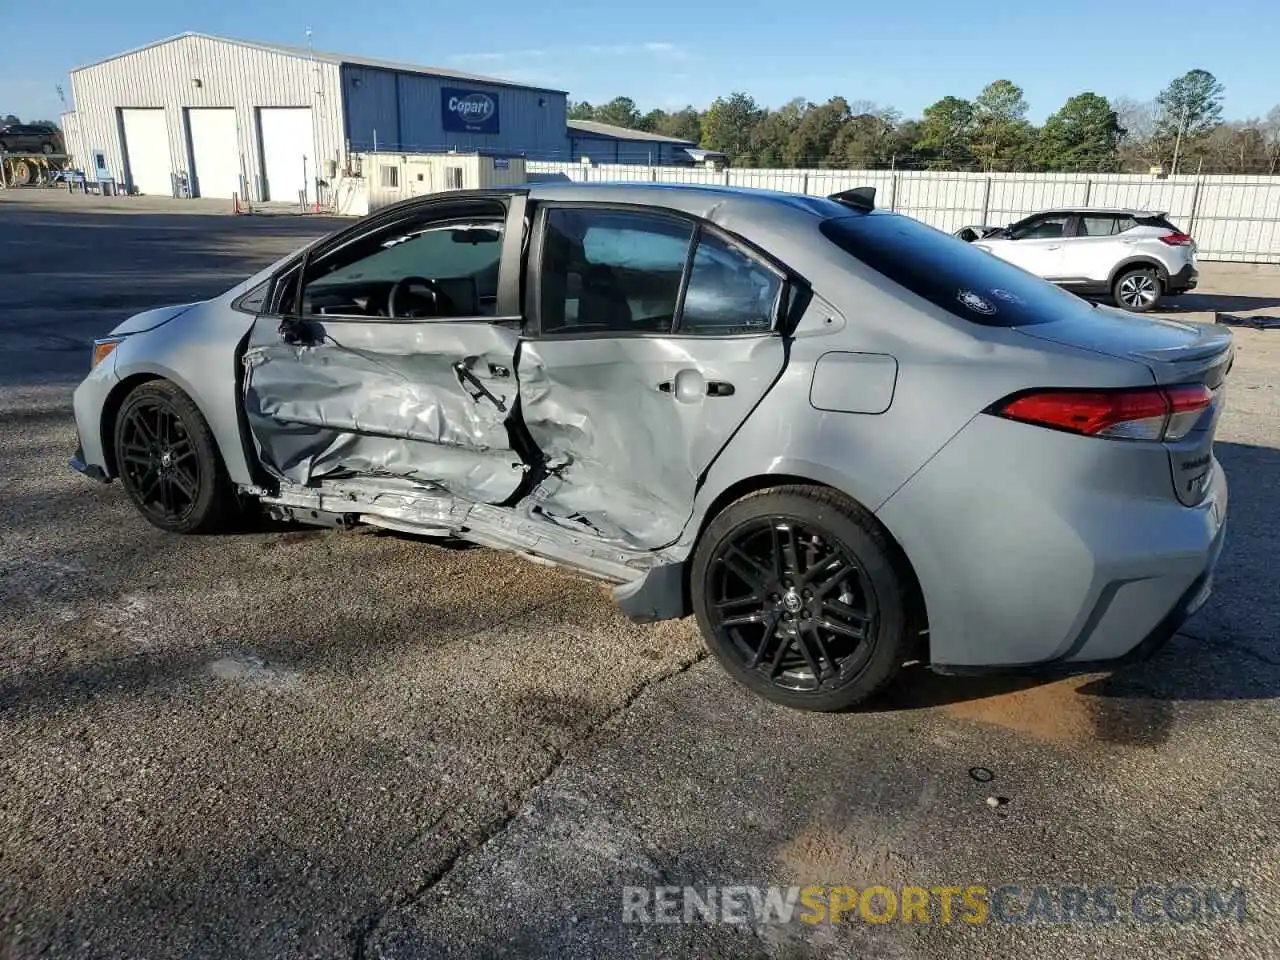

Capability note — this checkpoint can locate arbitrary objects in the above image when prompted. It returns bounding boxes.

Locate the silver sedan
[70,183,1231,711]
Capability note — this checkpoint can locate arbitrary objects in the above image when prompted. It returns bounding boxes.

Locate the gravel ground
[2,191,1278,959]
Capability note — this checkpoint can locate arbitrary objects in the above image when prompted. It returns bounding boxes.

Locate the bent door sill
[258,479,672,584]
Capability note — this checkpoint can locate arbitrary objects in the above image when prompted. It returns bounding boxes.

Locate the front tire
[113,380,236,533]
[691,485,911,712]
[1113,267,1163,312]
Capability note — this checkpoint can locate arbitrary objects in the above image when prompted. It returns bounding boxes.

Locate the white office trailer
[65,33,568,200]
[329,152,528,215]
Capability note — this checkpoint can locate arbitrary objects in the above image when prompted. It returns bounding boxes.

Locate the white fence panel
[524,161,1280,261]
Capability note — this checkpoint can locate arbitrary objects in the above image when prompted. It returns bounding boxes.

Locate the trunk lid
[1017,306,1234,506]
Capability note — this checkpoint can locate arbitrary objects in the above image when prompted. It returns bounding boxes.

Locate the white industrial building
[63,33,570,201]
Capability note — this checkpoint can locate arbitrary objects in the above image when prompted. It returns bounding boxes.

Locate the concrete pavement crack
[348,645,708,959]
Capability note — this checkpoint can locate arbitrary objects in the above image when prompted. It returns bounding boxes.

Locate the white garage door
[188,108,240,199]
[120,108,171,196]
[259,107,314,203]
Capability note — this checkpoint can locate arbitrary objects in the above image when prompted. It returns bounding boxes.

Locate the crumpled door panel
[516,334,787,550]
[517,340,690,550]
[243,320,525,504]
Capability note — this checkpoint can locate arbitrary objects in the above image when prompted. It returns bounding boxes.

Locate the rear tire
[1113,267,1163,312]
[113,380,237,534]
[691,485,911,712]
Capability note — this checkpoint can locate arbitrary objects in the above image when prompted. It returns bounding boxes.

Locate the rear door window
[1080,216,1137,236]
[678,230,783,335]
[820,213,1086,326]
[1079,216,1119,236]
[537,208,694,334]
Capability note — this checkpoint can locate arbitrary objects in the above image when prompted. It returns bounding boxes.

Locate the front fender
[110,302,256,485]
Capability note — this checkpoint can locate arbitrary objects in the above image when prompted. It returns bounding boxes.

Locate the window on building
[445,167,464,190]
[380,165,399,189]
[678,230,783,335]
[538,208,693,334]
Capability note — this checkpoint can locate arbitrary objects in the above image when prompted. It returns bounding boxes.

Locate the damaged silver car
[72,183,1230,711]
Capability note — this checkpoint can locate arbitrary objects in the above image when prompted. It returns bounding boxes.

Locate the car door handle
[1047,244,1062,250]
[658,379,734,397]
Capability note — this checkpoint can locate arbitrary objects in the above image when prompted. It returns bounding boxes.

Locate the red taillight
[996,385,1212,441]
[1159,232,1194,246]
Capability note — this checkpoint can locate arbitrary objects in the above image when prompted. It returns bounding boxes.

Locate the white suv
[957,208,1198,312]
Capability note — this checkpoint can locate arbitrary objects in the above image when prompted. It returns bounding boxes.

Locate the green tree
[749,98,805,166]
[1154,69,1225,172]
[594,97,643,130]
[2,114,19,124]
[1155,69,1225,142]
[785,97,849,166]
[1034,92,1122,171]
[829,107,903,168]
[638,109,667,132]
[702,92,765,165]
[655,107,703,144]
[915,96,976,167]
[567,101,596,121]
[971,80,1035,170]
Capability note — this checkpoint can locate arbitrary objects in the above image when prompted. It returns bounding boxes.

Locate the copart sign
[442,88,500,134]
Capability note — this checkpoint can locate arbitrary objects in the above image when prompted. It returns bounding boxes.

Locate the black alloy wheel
[113,380,235,533]
[709,516,878,691]
[692,486,911,711]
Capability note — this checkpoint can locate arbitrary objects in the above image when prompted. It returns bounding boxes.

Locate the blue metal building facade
[564,120,697,165]
[341,64,567,157]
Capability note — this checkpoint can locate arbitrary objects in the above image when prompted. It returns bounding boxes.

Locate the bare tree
[1113,96,1159,171]
[1264,105,1280,175]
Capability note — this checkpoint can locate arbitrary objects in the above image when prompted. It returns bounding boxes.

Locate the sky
[3,0,1277,125]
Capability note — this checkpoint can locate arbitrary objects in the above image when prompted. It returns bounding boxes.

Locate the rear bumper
[877,414,1227,670]
[932,520,1224,676]
[1166,262,1199,293]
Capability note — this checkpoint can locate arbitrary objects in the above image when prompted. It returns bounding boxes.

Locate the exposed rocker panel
[261,479,676,583]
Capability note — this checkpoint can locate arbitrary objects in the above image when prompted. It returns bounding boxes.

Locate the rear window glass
[819,213,1084,327]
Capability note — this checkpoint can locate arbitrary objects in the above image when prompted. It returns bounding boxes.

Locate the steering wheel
[388,276,455,318]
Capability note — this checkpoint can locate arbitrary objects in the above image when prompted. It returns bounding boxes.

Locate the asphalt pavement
[2,191,1279,959]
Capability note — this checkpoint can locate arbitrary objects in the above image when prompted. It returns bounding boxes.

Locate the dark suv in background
[0,123,63,155]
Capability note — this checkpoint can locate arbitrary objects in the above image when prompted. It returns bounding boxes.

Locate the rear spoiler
[828,187,876,212]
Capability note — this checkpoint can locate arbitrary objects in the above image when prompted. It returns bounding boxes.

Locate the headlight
[91,337,124,369]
